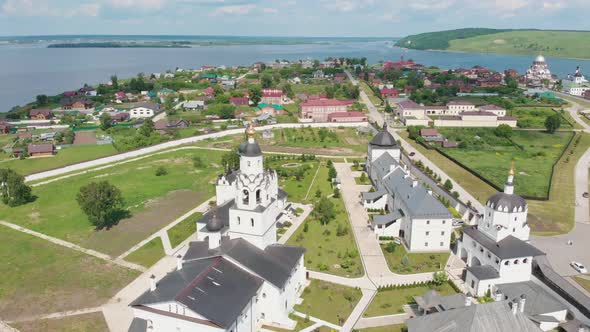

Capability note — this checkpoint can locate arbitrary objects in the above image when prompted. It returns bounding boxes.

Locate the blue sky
[1,0,589,36]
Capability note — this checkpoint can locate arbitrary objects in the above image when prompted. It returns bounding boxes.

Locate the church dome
[206,213,224,232]
[487,192,527,212]
[535,55,546,63]
[238,141,262,157]
[370,124,397,147]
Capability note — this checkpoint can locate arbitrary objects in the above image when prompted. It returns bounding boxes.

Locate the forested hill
[395,28,511,50]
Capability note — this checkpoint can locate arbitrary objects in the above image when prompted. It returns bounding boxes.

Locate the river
[1,40,590,112]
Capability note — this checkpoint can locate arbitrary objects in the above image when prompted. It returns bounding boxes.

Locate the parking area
[531,222,590,276]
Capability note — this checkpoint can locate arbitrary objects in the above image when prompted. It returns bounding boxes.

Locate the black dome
[487,192,527,212]
[370,124,397,147]
[206,214,224,232]
[238,141,262,157]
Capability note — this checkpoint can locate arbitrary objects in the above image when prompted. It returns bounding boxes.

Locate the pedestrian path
[0,221,145,272]
[6,306,104,324]
[341,289,376,332]
[355,313,411,329]
[293,311,341,330]
[278,203,313,244]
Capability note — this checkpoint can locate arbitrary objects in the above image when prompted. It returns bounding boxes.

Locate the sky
[0,0,589,37]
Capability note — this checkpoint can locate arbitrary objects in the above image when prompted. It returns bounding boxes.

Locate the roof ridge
[175,256,223,302]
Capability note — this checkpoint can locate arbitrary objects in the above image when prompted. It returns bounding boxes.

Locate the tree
[155,166,168,176]
[384,101,393,113]
[77,181,125,229]
[221,147,240,170]
[0,169,33,207]
[207,104,235,119]
[333,188,340,198]
[360,172,368,183]
[443,179,453,191]
[248,86,262,105]
[99,113,113,131]
[261,74,273,88]
[110,75,119,89]
[36,94,48,106]
[328,166,337,180]
[193,156,204,168]
[493,124,513,138]
[545,114,561,134]
[314,197,335,225]
[139,118,155,137]
[433,271,448,286]
[315,189,322,198]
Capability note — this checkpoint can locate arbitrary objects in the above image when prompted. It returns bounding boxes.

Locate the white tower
[366,123,401,178]
[479,164,530,242]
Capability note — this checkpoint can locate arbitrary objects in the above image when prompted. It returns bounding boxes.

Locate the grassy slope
[395,28,507,50]
[381,243,449,274]
[167,212,202,248]
[448,30,590,59]
[293,280,362,325]
[125,237,165,267]
[13,312,109,332]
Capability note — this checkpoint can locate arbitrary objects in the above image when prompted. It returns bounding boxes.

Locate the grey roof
[371,153,397,180]
[466,265,500,280]
[238,140,262,157]
[414,290,467,312]
[131,257,263,329]
[128,318,147,332]
[530,315,560,323]
[560,319,590,332]
[496,281,567,317]
[278,188,288,200]
[373,210,404,225]
[535,256,590,312]
[362,189,386,201]
[132,102,161,111]
[370,124,397,147]
[196,199,233,231]
[487,191,527,212]
[406,300,543,332]
[463,226,545,259]
[382,168,452,219]
[183,238,304,289]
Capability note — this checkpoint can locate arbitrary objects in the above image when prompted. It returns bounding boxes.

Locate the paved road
[355,313,411,329]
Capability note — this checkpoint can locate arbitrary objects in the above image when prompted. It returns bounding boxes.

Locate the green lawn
[510,107,573,129]
[354,173,371,185]
[381,243,449,274]
[125,237,166,267]
[0,227,139,320]
[0,149,222,256]
[439,129,573,198]
[12,312,109,332]
[573,276,590,293]
[0,144,117,175]
[447,30,590,59]
[167,212,202,248]
[364,283,457,317]
[261,314,314,332]
[269,159,321,203]
[292,83,333,95]
[360,81,383,106]
[294,280,362,325]
[359,325,406,332]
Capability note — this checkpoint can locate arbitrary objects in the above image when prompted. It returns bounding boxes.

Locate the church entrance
[470,256,482,267]
[459,248,468,264]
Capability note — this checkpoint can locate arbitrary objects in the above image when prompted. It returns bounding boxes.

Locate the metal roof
[496,281,567,318]
[463,226,545,259]
[466,265,500,280]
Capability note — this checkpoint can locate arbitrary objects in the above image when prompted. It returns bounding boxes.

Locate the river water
[1,40,589,112]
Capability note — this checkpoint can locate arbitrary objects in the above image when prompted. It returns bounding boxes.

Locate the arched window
[523,258,528,263]
[242,189,249,205]
[251,218,254,227]
[513,259,519,264]
[256,189,262,204]
[504,261,510,266]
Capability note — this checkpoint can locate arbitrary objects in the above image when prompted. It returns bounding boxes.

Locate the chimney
[149,274,157,292]
[494,289,503,302]
[465,295,472,307]
[510,301,518,315]
[177,254,183,270]
[518,294,526,313]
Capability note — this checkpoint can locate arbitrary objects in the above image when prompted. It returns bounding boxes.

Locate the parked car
[583,192,589,198]
[409,152,416,157]
[452,219,465,227]
[570,261,588,274]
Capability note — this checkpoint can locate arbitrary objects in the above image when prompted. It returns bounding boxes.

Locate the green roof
[258,103,283,110]
[200,74,218,79]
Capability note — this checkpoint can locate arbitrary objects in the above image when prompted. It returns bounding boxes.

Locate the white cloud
[409,0,454,11]
[105,0,166,10]
[210,4,256,16]
[1,0,100,17]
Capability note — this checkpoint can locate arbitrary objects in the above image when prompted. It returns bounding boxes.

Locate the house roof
[132,102,160,111]
[373,210,404,225]
[29,109,52,117]
[362,189,387,201]
[479,105,504,111]
[195,199,233,232]
[184,100,204,108]
[131,257,263,329]
[496,281,567,317]
[466,265,500,280]
[398,99,423,110]
[127,318,147,332]
[27,143,54,154]
[420,128,440,136]
[461,111,497,116]
[449,100,475,106]
[414,290,467,312]
[406,300,543,332]
[328,111,366,118]
[463,226,545,259]
[183,238,304,289]
[300,99,354,107]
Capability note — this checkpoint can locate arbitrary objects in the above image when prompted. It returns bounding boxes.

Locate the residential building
[154,119,189,131]
[362,125,453,252]
[130,103,160,119]
[110,112,129,123]
[457,167,545,297]
[128,125,306,331]
[299,99,355,122]
[29,109,53,120]
[420,128,443,142]
[229,97,249,107]
[183,100,205,110]
[327,111,367,123]
[261,89,283,105]
[62,98,92,110]
[27,143,55,157]
[380,88,399,98]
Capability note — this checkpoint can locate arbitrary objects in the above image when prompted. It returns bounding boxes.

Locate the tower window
[256,189,261,204]
[247,161,251,167]
[242,190,250,205]
[237,217,240,225]
[251,218,254,227]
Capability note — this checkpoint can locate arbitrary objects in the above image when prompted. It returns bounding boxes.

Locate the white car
[570,261,588,274]
[452,220,465,227]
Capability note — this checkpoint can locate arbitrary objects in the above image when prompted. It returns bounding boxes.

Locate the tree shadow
[96,209,132,231]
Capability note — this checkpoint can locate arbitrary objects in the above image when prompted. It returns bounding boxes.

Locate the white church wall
[407,217,451,252]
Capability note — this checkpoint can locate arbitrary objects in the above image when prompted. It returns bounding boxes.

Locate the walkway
[277,203,313,245]
[355,313,410,329]
[0,221,145,272]
[7,306,103,324]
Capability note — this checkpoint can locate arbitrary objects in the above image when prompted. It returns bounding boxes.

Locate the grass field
[359,325,406,332]
[167,212,202,248]
[364,283,456,317]
[573,276,590,293]
[447,30,590,59]
[0,144,118,175]
[287,163,363,277]
[0,227,139,320]
[293,280,362,325]
[0,149,222,256]
[360,81,383,106]
[261,314,314,332]
[12,312,109,332]
[439,129,572,198]
[269,159,321,203]
[510,107,573,129]
[125,237,165,267]
[381,243,449,274]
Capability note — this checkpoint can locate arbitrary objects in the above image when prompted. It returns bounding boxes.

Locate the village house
[183,100,205,110]
[261,88,284,105]
[0,122,11,134]
[327,111,367,123]
[420,128,444,142]
[229,97,249,107]
[154,119,189,132]
[29,109,53,120]
[62,98,93,110]
[203,87,215,97]
[380,88,399,98]
[299,98,355,122]
[129,102,161,119]
[110,112,129,123]
[27,143,55,158]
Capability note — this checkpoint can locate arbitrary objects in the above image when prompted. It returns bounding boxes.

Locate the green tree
[545,114,561,134]
[443,179,453,191]
[0,169,33,207]
[99,113,113,131]
[360,172,368,183]
[193,156,204,168]
[261,74,273,88]
[76,181,125,229]
[249,86,262,106]
[433,271,448,286]
[221,147,240,170]
[36,94,48,106]
[314,197,335,225]
[207,104,236,119]
[315,189,322,198]
[155,166,168,176]
[139,118,155,137]
[110,75,119,89]
[328,166,337,180]
[493,124,513,138]
[333,188,340,198]
[384,101,393,113]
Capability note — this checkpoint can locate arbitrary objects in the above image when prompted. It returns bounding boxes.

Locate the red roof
[327,111,366,118]
[262,88,283,97]
[115,92,126,98]
[380,88,399,95]
[28,143,54,154]
[229,97,249,102]
[301,99,354,107]
[203,87,215,95]
[420,128,440,136]
[29,109,53,117]
[63,91,77,97]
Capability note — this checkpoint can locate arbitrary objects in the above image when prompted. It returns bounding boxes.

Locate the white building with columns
[457,167,545,297]
[128,125,306,332]
[362,124,453,252]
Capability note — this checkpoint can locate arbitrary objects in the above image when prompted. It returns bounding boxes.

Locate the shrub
[155,166,168,176]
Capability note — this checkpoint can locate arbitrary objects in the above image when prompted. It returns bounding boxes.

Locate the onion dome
[487,192,527,212]
[239,124,262,157]
[535,55,546,63]
[206,207,224,232]
[370,123,397,147]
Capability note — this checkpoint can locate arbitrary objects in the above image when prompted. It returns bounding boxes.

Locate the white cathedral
[128,125,307,332]
[457,166,545,297]
[525,55,555,86]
